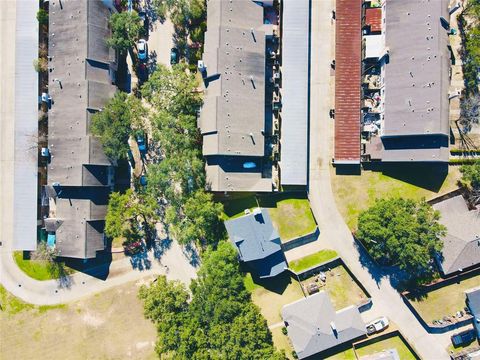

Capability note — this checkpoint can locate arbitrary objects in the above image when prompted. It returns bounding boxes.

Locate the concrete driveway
[293,0,451,358]
[147,18,175,69]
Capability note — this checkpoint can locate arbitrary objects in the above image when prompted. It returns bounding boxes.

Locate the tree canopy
[356,198,445,280]
[461,160,480,189]
[107,11,142,53]
[139,242,284,359]
[105,189,159,244]
[90,91,145,162]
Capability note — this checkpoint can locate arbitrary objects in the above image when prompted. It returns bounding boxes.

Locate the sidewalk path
[289,1,450,358]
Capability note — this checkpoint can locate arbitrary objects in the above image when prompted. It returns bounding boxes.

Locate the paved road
[0,0,196,306]
[287,1,450,358]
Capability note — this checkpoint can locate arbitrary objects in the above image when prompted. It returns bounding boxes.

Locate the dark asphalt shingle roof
[225,209,281,262]
[433,195,480,275]
[282,291,366,359]
[225,208,287,278]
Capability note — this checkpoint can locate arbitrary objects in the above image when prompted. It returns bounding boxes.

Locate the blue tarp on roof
[47,234,56,248]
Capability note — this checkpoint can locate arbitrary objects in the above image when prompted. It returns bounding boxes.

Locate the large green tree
[107,11,142,53]
[461,160,480,189]
[356,198,445,280]
[166,190,224,246]
[90,92,145,162]
[139,242,284,359]
[105,189,159,243]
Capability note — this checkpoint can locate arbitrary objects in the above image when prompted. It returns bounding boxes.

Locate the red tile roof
[365,8,382,33]
[334,0,362,163]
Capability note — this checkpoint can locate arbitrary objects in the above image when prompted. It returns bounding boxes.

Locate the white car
[366,316,389,335]
[137,39,148,61]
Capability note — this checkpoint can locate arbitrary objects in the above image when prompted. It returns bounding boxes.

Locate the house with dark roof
[433,195,480,276]
[224,208,287,278]
[360,0,451,163]
[199,0,279,192]
[466,287,480,339]
[282,291,366,359]
[44,0,116,259]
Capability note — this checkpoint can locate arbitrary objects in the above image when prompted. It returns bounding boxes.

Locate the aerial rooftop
[200,0,266,157]
[48,0,116,186]
[334,0,362,164]
[199,0,274,192]
[46,0,115,259]
[382,0,450,137]
[224,208,287,278]
[433,195,480,275]
[280,0,310,186]
[282,291,366,359]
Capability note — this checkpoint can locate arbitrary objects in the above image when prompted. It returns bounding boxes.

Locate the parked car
[170,47,179,64]
[137,39,148,61]
[366,317,389,335]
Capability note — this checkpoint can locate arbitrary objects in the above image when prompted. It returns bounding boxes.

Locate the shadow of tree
[183,243,201,268]
[129,247,152,271]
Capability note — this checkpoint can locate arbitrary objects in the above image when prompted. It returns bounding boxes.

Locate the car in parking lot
[137,39,148,61]
[366,316,389,335]
[170,47,179,64]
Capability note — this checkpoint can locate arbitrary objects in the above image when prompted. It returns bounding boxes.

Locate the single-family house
[282,291,366,359]
[224,208,287,278]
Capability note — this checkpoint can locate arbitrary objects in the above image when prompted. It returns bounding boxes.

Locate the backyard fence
[281,227,319,251]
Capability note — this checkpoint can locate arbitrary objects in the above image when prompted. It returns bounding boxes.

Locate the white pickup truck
[366,317,389,335]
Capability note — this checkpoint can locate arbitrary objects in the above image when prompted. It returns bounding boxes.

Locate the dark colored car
[170,47,179,65]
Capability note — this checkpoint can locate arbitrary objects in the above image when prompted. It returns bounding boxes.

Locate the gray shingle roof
[200,0,274,192]
[225,208,286,277]
[433,195,480,275]
[46,0,115,259]
[48,0,116,187]
[383,0,450,137]
[282,291,366,359]
[200,0,266,157]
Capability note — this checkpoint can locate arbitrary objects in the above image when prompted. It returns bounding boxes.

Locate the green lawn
[248,272,305,325]
[288,250,338,273]
[331,166,461,230]
[271,327,295,359]
[222,193,317,241]
[407,273,480,324]
[324,349,356,360]
[300,265,368,310]
[13,252,73,281]
[355,336,416,360]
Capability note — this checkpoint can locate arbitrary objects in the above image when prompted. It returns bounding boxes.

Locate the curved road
[286,1,450,359]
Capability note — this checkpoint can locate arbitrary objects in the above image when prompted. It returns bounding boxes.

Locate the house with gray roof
[282,291,366,359]
[224,208,287,278]
[199,0,276,192]
[466,287,480,339]
[363,0,451,162]
[433,195,480,276]
[44,0,116,259]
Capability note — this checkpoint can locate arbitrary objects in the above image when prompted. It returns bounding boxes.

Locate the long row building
[334,0,452,166]
[199,0,310,192]
[44,0,117,259]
